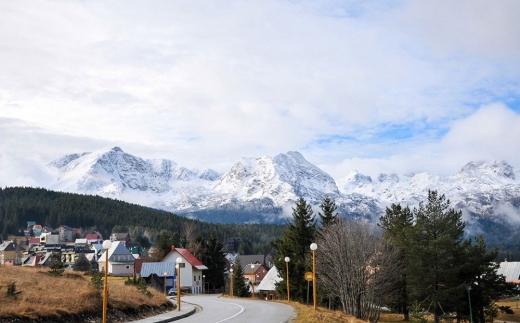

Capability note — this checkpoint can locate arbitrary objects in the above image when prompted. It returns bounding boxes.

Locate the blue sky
[1,0,520,186]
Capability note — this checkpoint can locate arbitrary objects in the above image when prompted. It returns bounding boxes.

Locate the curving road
[177,294,294,323]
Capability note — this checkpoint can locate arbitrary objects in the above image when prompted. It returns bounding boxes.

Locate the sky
[1,0,520,187]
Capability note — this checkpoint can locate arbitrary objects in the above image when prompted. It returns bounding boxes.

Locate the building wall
[109,263,134,276]
[163,251,203,293]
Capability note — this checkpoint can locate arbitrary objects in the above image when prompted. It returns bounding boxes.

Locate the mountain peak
[459,160,515,180]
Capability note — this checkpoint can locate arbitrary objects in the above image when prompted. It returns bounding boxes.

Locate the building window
[194,276,196,281]
[126,265,130,269]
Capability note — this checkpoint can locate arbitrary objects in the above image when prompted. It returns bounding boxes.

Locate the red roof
[86,233,100,240]
[161,247,205,268]
[29,238,40,244]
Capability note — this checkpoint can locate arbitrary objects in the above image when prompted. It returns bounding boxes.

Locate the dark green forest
[0,187,284,254]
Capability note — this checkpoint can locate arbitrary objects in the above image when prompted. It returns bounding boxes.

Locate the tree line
[0,187,284,254]
[271,191,515,323]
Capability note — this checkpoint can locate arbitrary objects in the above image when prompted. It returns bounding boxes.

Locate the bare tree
[316,218,400,323]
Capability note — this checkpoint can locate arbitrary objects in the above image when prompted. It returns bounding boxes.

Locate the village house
[57,225,75,242]
[110,232,130,243]
[98,241,135,276]
[139,262,176,294]
[161,246,208,294]
[86,232,103,244]
[257,265,283,300]
[242,262,269,285]
[497,261,520,283]
[0,241,23,266]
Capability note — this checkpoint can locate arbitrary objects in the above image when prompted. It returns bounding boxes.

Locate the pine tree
[318,197,339,227]
[458,236,513,323]
[272,197,317,302]
[204,233,227,290]
[407,190,465,323]
[49,252,65,276]
[232,258,250,297]
[378,203,413,321]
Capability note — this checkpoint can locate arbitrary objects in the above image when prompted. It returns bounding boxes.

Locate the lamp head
[310,243,317,251]
[103,240,112,249]
[230,268,233,273]
[176,257,183,264]
[251,264,255,269]
[284,257,290,263]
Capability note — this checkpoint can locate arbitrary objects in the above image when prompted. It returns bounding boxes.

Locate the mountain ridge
[46,147,520,226]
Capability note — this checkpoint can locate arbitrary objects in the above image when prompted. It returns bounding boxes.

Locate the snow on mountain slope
[214,151,339,206]
[337,160,520,222]
[46,147,520,224]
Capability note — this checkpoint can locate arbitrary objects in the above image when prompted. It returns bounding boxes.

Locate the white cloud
[1,1,520,185]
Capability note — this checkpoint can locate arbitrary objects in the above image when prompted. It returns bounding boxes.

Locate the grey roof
[497,261,520,281]
[237,255,263,264]
[257,266,282,291]
[243,263,264,274]
[0,241,15,251]
[140,262,177,278]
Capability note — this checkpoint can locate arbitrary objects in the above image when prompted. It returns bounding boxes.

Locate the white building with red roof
[161,246,208,294]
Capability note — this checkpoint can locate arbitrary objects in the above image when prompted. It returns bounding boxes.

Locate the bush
[6,282,21,298]
[90,271,103,291]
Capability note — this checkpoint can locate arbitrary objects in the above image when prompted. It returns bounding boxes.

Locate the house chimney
[171,245,175,251]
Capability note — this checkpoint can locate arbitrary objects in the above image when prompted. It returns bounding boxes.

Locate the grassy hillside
[0,266,172,321]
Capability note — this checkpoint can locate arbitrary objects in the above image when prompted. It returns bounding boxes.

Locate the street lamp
[102,240,112,323]
[284,257,290,302]
[467,286,473,323]
[310,243,318,311]
[163,272,168,296]
[229,268,234,297]
[203,275,205,294]
[176,257,183,311]
[251,264,255,298]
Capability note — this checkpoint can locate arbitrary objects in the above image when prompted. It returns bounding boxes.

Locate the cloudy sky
[1,0,520,187]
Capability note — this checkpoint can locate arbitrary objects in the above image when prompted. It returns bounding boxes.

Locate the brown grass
[496,298,520,322]
[277,300,366,323]
[0,266,172,320]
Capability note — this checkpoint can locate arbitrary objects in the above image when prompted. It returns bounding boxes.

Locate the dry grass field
[287,300,520,323]
[281,301,367,323]
[0,266,172,322]
[495,298,520,322]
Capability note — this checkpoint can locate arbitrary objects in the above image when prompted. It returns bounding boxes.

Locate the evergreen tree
[272,197,317,302]
[153,231,179,261]
[203,233,227,290]
[458,236,513,323]
[318,197,339,227]
[378,203,413,320]
[48,252,65,276]
[232,258,250,297]
[407,190,465,323]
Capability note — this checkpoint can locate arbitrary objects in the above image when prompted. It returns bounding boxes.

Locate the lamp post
[284,257,290,302]
[251,264,255,298]
[102,240,112,323]
[229,268,234,297]
[202,275,205,294]
[467,286,473,323]
[310,243,317,311]
[176,257,183,311]
[163,272,168,296]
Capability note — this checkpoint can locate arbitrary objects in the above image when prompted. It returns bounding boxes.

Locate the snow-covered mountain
[46,147,520,226]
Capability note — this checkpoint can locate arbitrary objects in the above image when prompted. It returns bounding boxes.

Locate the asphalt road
[177,294,294,323]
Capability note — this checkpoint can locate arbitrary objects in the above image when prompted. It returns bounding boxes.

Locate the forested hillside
[0,187,284,254]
